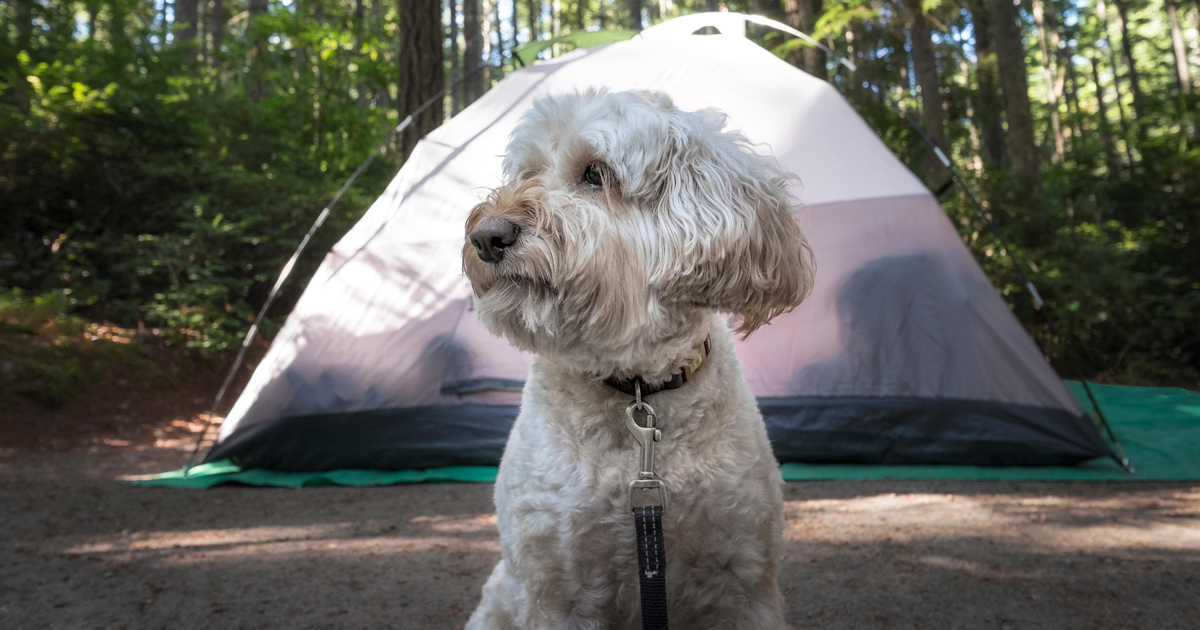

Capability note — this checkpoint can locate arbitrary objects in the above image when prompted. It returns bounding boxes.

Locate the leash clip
[626,382,666,510]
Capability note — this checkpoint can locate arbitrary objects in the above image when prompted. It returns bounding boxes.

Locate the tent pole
[753,15,1134,473]
[182,63,493,474]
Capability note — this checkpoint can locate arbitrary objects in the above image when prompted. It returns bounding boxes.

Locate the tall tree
[211,0,225,65]
[312,0,325,146]
[528,0,538,41]
[511,0,521,50]
[398,0,445,163]
[493,0,507,75]
[628,0,641,30]
[354,0,365,52]
[960,58,984,172]
[464,0,484,105]
[905,0,946,153]
[577,0,586,29]
[989,0,1044,222]
[15,0,33,53]
[176,0,199,51]
[970,0,1006,168]
[1097,0,1135,162]
[1165,0,1192,95]
[1110,0,1145,138]
[783,0,826,79]
[247,0,268,101]
[1090,55,1120,173]
[1031,0,1065,162]
[450,0,461,115]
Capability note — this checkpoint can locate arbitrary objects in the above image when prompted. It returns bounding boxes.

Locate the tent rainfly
[201,14,1117,472]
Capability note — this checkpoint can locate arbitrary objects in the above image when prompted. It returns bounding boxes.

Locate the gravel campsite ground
[3,383,1200,630]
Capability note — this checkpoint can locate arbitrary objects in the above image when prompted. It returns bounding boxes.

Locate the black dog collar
[604,336,712,397]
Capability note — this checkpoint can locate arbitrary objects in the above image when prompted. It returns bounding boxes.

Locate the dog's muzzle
[470,217,520,263]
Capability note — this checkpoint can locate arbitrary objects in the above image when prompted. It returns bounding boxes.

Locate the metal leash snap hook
[626,381,666,510]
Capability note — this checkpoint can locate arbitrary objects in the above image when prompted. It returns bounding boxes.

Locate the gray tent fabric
[204,16,1116,471]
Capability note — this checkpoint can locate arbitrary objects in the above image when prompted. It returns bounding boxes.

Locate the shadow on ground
[2,448,1198,629]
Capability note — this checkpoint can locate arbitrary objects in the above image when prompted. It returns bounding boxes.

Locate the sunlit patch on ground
[3,448,1199,629]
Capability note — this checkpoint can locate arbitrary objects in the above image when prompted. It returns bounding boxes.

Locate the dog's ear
[655,108,815,336]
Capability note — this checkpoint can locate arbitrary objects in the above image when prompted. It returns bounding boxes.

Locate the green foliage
[2,0,396,354]
[3,0,1198,390]
[798,0,1200,387]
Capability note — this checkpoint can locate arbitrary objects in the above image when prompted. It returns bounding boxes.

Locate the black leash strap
[633,505,668,629]
[625,386,669,629]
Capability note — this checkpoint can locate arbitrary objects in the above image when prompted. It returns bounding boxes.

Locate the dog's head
[463,89,814,369]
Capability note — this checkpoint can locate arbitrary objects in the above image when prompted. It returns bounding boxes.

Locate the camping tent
[201,14,1117,472]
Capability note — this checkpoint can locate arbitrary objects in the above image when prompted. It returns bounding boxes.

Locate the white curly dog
[462,89,814,629]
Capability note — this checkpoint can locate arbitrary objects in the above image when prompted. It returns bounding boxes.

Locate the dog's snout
[470,217,520,263]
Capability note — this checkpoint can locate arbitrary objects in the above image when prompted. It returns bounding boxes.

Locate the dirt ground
[2,376,1200,629]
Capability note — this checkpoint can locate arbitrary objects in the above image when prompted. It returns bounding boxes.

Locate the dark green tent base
[203,390,1116,472]
[134,383,1200,488]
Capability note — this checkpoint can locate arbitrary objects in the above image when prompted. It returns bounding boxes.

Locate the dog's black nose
[470,217,520,263]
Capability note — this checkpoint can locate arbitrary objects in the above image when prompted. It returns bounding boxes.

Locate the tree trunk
[527,0,538,41]
[450,0,461,115]
[354,0,365,52]
[464,0,484,105]
[11,0,33,112]
[494,0,507,75]
[88,0,99,42]
[988,0,1045,223]
[1166,0,1192,94]
[1031,0,1064,162]
[198,0,208,67]
[905,0,946,153]
[628,0,641,30]
[807,0,825,76]
[961,58,984,172]
[177,0,199,46]
[1189,6,1200,94]
[1096,0,1135,163]
[511,0,521,48]
[372,0,384,29]
[970,0,1006,169]
[397,0,445,164]
[16,0,32,53]
[313,0,324,146]
[371,0,389,109]
[1166,0,1194,139]
[576,0,585,29]
[247,0,268,101]
[211,0,225,63]
[783,0,826,79]
[1110,0,1145,139]
[1060,16,1083,139]
[1090,56,1119,173]
[1065,45,1083,135]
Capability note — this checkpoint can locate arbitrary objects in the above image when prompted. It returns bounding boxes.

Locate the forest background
[2,0,1198,410]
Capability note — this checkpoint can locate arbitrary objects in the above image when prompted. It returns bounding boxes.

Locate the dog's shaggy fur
[462,89,814,629]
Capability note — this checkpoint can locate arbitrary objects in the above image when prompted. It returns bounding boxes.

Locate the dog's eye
[581,163,604,188]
